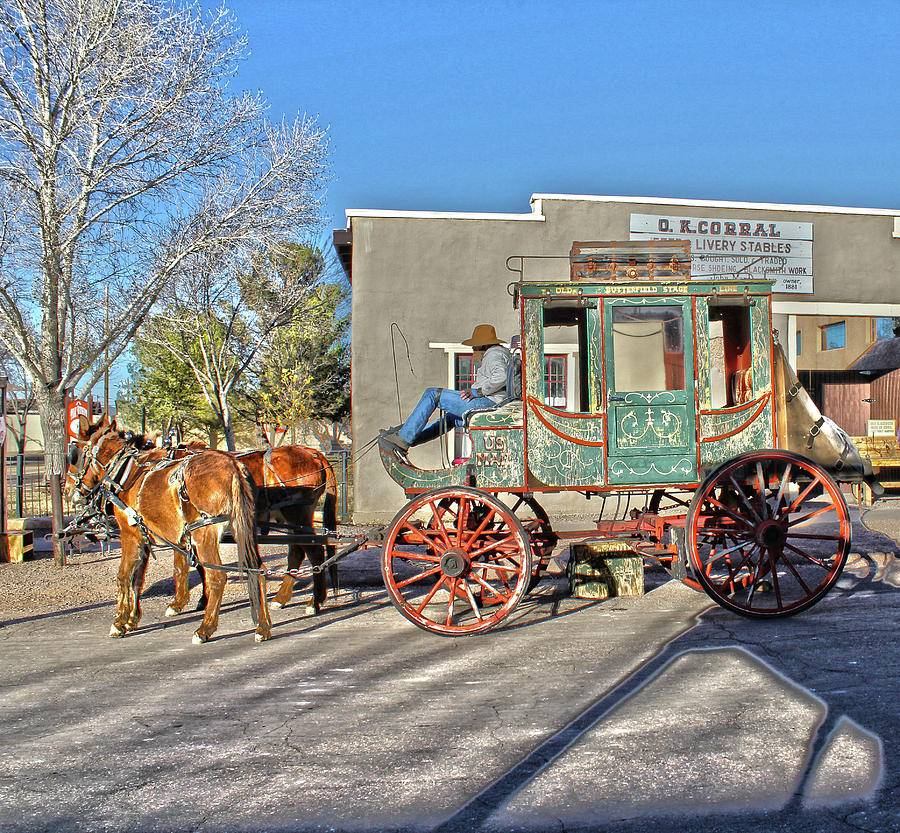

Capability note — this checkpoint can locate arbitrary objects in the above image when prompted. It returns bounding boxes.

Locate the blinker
[67,442,80,467]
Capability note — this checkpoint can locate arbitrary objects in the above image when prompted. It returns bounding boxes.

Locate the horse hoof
[305,603,319,616]
[192,632,209,645]
[109,625,126,638]
[164,606,181,617]
[254,630,271,643]
[269,600,285,610]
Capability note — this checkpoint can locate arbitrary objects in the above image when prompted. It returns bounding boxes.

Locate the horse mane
[98,422,154,449]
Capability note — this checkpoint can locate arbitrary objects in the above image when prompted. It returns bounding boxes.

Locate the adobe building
[333,194,900,522]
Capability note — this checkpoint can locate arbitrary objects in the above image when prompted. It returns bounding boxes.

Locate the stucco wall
[350,213,548,522]
[347,196,900,523]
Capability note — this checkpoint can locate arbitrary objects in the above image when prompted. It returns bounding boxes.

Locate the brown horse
[65,417,272,644]
[161,444,339,617]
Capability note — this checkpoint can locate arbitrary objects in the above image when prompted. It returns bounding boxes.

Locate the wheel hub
[756,519,787,550]
[440,548,469,577]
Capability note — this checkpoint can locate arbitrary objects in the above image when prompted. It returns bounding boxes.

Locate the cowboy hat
[462,324,505,347]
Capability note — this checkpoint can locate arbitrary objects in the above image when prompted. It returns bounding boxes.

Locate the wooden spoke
[381,487,531,636]
[415,575,448,615]
[393,564,443,590]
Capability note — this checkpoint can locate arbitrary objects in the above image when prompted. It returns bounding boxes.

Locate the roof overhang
[332,227,352,282]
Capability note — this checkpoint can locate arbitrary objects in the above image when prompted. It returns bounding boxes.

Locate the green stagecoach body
[381,241,783,495]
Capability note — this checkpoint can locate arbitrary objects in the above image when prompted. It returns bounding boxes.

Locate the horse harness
[65,438,350,580]
[72,440,229,569]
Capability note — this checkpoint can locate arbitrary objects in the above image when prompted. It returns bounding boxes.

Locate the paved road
[0,508,897,833]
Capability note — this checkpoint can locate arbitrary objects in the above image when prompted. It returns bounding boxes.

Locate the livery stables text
[630,213,815,294]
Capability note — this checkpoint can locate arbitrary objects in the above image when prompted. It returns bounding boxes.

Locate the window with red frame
[454,354,475,391]
[545,355,566,407]
[454,352,567,407]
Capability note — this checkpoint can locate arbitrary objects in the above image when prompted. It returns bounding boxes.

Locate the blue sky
[220,0,899,232]
[103,0,896,405]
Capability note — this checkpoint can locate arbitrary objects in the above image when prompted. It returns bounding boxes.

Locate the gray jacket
[473,345,512,404]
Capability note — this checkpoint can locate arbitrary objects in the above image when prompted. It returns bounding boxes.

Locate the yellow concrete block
[0,530,34,562]
[567,541,644,598]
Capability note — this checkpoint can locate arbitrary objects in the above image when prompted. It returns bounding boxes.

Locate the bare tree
[0,0,329,552]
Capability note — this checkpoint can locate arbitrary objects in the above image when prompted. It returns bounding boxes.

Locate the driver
[379,324,512,452]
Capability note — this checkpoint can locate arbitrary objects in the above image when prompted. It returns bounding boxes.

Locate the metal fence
[4,454,74,520]
[325,449,351,523]
[4,449,351,524]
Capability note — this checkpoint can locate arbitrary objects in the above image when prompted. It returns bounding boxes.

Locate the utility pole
[103,286,109,416]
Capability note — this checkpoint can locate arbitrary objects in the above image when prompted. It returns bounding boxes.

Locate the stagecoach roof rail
[505,249,781,288]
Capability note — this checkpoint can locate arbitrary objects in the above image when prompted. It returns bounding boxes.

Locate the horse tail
[321,453,339,598]
[231,460,263,624]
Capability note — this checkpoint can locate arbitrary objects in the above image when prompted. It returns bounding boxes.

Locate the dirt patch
[0,523,385,620]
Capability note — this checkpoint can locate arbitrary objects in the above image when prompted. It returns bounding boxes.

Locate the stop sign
[66,400,91,440]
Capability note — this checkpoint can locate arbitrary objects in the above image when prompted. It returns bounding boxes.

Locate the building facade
[334,194,900,522]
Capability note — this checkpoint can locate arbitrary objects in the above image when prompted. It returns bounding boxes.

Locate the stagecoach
[374,240,880,636]
[63,239,882,644]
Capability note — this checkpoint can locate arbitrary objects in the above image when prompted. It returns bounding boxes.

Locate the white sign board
[867,419,896,437]
[630,213,814,293]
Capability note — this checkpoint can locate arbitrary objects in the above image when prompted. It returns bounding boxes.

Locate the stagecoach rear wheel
[686,449,851,618]
[381,487,532,636]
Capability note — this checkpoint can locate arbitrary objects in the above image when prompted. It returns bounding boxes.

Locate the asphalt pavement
[0,505,897,833]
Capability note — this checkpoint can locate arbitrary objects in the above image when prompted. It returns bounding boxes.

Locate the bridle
[66,430,139,505]
[66,436,102,500]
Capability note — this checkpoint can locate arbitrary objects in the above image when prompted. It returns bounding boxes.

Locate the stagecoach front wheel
[381,487,532,636]
[686,450,850,618]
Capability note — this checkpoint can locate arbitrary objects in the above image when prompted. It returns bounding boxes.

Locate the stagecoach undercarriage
[372,447,852,635]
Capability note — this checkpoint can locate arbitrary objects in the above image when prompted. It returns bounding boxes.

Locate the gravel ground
[0,523,384,620]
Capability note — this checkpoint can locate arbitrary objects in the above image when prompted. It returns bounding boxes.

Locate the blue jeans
[398,387,497,447]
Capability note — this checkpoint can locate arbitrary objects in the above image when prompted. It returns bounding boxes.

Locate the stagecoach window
[611,306,684,392]
[542,306,588,411]
[708,305,752,408]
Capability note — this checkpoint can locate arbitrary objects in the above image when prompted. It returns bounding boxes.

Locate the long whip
[390,322,415,424]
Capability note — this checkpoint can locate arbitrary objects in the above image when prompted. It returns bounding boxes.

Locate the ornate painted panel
[525,398,606,488]
[700,398,774,471]
[379,425,526,492]
[750,295,772,396]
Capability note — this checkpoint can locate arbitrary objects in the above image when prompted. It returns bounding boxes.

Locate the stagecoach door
[603,299,698,485]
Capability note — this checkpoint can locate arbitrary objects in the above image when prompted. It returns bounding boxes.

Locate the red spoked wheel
[687,450,851,618]
[381,487,532,636]
[500,494,557,589]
